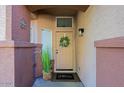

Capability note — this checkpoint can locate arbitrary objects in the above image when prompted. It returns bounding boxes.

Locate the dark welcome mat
[56,73,74,80]
[52,73,81,82]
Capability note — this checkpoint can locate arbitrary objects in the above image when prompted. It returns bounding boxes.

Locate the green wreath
[60,36,70,47]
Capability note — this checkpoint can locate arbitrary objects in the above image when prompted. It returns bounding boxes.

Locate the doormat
[56,73,74,80]
[52,73,81,82]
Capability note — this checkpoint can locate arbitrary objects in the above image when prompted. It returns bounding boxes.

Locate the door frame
[54,30,76,73]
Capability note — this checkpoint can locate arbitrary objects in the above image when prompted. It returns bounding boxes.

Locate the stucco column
[0,5,35,87]
[34,44,42,78]
[6,5,12,40]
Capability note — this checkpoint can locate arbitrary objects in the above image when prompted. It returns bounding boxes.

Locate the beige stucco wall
[76,5,124,87]
[31,14,55,59]
[37,14,55,45]
[0,6,6,40]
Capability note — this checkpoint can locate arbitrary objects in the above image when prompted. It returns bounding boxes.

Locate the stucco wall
[11,5,35,86]
[31,14,55,59]
[14,42,34,87]
[0,42,14,87]
[0,5,35,87]
[12,5,30,42]
[0,6,6,40]
[76,5,124,87]
[95,37,124,87]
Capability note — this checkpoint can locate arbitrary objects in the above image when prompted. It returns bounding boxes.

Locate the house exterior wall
[12,6,35,87]
[12,5,30,42]
[0,41,14,87]
[31,14,55,59]
[0,41,35,87]
[0,5,38,87]
[31,15,77,72]
[31,15,76,65]
[34,44,42,77]
[0,6,6,40]
[95,37,124,87]
[76,5,124,87]
[14,42,35,87]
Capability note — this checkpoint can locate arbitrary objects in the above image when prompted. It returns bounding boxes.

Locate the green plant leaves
[41,49,51,73]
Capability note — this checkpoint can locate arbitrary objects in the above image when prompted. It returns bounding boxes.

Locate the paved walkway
[33,77,84,87]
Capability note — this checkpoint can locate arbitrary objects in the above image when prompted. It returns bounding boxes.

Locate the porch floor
[32,77,84,87]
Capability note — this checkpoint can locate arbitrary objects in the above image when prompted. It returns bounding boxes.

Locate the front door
[55,31,74,71]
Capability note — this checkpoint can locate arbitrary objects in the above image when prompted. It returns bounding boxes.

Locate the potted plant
[41,49,51,80]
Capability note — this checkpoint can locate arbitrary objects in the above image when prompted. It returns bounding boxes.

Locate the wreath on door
[60,36,70,47]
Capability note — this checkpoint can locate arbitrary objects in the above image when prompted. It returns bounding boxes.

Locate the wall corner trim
[94,37,124,48]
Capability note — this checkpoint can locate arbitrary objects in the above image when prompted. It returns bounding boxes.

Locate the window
[56,17,73,27]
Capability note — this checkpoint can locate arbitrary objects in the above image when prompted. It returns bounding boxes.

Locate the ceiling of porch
[26,5,89,16]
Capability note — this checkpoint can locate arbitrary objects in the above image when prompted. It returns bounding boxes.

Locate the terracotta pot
[43,71,51,80]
